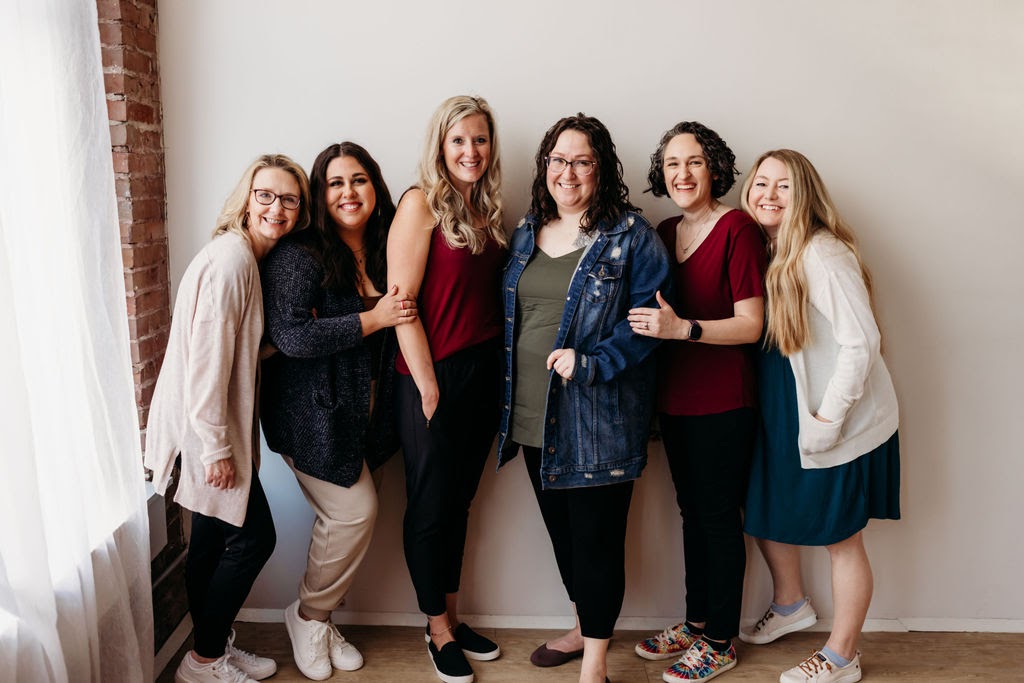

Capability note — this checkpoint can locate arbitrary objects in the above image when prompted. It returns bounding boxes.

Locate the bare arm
[386,189,440,419]
[629,292,763,344]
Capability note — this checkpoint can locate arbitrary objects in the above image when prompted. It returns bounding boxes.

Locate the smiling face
[324,155,376,237]
[442,113,491,196]
[663,133,715,213]
[747,156,790,237]
[545,129,597,216]
[246,166,301,255]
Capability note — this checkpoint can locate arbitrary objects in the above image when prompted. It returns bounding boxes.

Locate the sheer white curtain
[0,1,154,681]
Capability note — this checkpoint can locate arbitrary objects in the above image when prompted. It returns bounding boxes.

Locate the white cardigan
[788,232,899,469]
[145,232,262,526]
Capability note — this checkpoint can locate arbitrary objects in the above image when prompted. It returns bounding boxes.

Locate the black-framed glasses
[252,189,301,210]
[545,156,597,176]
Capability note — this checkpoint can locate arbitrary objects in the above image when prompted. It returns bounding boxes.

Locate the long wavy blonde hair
[740,149,875,355]
[419,95,506,252]
[213,153,311,239]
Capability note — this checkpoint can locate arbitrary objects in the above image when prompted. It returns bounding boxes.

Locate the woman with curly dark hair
[628,122,768,682]
[497,114,672,683]
[260,141,417,680]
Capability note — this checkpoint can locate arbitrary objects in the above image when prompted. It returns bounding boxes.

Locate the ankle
[297,606,326,622]
[190,651,218,665]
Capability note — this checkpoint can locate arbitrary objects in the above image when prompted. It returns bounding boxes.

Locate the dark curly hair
[305,141,395,293]
[646,121,738,199]
[529,113,638,232]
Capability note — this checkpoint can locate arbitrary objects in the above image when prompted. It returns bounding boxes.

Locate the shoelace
[307,620,330,650]
[752,608,775,632]
[327,623,350,649]
[211,656,253,683]
[225,641,261,667]
[653,624,687,647]
[796,652,833,676]
[678,640,709,669]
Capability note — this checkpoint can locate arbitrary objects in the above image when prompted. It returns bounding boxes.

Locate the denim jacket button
[548,475,557,482]
[547,446,555,454]
[549,417,556,424]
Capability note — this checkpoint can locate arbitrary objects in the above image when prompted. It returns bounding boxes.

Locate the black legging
[522,445,634,639]
[185,472,276,658]
[662,408,754,641]
[396,341,501,616]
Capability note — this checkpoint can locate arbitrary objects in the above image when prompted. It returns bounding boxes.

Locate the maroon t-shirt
[657,209,767,415]
[396,226,506,375]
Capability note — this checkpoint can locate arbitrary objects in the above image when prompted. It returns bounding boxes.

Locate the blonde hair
[740,149,875,355]
[418,95,506,252]
[213,153,311,239]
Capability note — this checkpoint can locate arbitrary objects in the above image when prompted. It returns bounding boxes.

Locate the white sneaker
[740,598,818,644]
[326,621,364,671]
[779,651,862,683]
[175,653,257,683]
[284,600,332,681]
[225,629,277,680]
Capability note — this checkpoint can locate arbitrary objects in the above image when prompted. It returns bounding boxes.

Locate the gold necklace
[679,203,719,256]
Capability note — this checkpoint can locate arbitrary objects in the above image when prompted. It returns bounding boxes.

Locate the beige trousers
[285,457,379,621]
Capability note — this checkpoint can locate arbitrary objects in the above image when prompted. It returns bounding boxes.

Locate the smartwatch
[687,319,702,341]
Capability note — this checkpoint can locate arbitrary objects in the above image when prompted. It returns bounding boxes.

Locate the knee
[825,532,865,558]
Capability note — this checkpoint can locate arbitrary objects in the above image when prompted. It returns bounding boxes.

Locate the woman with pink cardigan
[146,154,310,683]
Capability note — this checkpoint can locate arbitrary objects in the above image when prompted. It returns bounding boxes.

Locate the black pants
[523,446,634,639]
[396,341,501,616]
[186,472,276,658]
[662,408,754,641]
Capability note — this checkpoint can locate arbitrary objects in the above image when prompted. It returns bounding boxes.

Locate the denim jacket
[497,210,673,489]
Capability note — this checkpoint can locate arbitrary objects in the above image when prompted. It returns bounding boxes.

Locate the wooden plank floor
[157,623,1024,682]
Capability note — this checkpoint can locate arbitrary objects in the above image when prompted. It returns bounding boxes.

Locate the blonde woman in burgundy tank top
[386,95,508,683]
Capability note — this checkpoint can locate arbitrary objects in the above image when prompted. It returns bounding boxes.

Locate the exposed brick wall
[97,0,187,653]
[98,0,170,439]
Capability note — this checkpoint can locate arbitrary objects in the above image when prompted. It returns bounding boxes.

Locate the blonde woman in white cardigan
[146,154,310,683]
[738,150,900,683]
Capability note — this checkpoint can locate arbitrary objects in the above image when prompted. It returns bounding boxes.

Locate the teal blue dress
[744,345,900,546]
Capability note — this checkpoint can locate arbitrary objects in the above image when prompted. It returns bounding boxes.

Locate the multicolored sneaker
[739,598,817,645]
[662,639,737,682]
[779,650,862,683]
[635,622,700,660]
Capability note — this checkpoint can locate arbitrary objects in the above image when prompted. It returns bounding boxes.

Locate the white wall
[158,0,1024,628]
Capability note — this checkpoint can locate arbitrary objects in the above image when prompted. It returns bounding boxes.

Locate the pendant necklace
[679,203,719,256]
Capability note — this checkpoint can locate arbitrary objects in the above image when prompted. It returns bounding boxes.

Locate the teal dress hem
[744,345,900,546]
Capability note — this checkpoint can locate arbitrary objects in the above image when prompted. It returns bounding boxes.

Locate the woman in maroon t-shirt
[628,122,767,682]
[386,95,508,683]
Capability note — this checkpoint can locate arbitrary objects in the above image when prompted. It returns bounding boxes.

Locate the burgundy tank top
[396,226,506,375]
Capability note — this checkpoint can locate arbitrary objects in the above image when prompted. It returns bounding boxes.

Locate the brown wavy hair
[529,113,638,232]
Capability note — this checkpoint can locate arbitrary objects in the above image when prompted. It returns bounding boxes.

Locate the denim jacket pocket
[583,260,623,304]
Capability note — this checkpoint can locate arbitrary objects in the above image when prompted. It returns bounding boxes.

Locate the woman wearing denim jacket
[496,114,673,683]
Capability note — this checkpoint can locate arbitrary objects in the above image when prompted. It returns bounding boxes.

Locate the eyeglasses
[545,156,597,176]
[252,189,301,210]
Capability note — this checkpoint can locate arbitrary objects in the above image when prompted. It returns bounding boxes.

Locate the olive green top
[511,247,582,447]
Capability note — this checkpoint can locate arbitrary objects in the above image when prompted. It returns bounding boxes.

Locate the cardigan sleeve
[803,235,881,425]
[262,241,365,359]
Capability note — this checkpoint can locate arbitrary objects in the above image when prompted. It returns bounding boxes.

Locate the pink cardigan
[145,232,264,526]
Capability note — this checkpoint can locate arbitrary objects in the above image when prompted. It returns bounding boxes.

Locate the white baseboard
[155,615,193,676]
[900,618,1024,633]
[234,610,1024,633]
